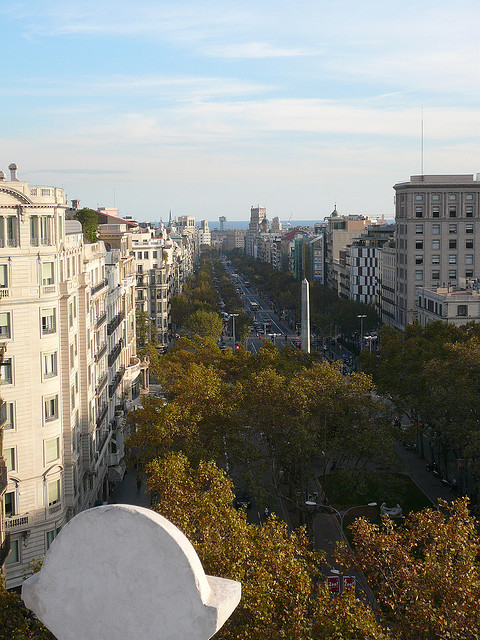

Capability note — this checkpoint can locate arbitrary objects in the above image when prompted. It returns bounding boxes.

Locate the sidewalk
[108,470,151,508]
[394,443,454,505]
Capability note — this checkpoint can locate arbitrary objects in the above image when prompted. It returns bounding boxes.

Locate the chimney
[8,163,18,181]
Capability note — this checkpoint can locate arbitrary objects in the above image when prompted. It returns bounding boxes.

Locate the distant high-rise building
[249,205,266,231]
[394,174,480,326]
[219,216,227,232]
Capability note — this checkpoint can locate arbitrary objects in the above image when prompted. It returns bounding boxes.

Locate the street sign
[343,575,356,590]
[327,576,340,594]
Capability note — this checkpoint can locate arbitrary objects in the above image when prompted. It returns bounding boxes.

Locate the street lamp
[305,501,377,537]
[230,313,239,351]
[357,314,367,350]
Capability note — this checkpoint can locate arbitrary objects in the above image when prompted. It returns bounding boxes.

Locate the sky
[1,1,480,222]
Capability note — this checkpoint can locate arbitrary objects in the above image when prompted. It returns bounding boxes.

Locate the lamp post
[305,500,377,539]
[357,314,367,350]
[230,313,239,351]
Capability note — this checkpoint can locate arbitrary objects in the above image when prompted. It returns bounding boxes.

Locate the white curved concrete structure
[22,504,241,640]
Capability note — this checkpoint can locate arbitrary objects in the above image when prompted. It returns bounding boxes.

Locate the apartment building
[131,225,194,347]
[377,244,398,327]
[324,211,370,294]
[0,166,142,588]
[394,174,480,326]
[416,283,480,326]
[0,343,9,574]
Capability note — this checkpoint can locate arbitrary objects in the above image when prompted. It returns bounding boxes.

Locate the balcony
[0,531,10,567]
[0,459,7,494]
[107,310,125,336]
[95,312,107,330]
[96,403,109,427]
[95,372,108,396]
[108,367,125,399]
[108,340,123,367]
[91,278,108,296]
[95,342,108,363]
[5,514,30,530]
[0,288,9,298]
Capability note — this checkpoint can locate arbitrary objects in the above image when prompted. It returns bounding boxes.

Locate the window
[466,194,474,200]
[432,240,440,250]
[41,308,56,335]
[44,395,59,422]
[415,207,423,218]
[415,194,423,201]
[466,255,474,265]
[415,224,423,234]
[449,255,457,264]
[5,447,15,471]
[466,239,474,249]
[458,305,468,317]
[0,311,11,338]
[448,270,457,279]
[449,224,457,234]
[449,193,457,201]
[46,528,60,550]
[143,251,149,259]
[42,262,54,285]
[432,206,440,217]
[432,270,440,280]
[1,358,12,384]
[153,251,158,259]
[415,255,423,265]
[415,270,423,281]
[466,224,474,234]
[45,437,60,464]
[433,224,440,235]
[47,479,60,506]
[71,384,75,409]
[4,491,15,518]
[415,240,423,249]
[432,194,440,201]
[137,264,143,274]
[449,207,457,218]
[449,239,457,249]
[432,255,440,264]
[43,352,57,379]
[40,217,51,244]
[0,264,8,288]
[5,539,19,565]
[30,188,37,196]
[466,206,474,218]
[466,269,474,278]
[41,188,51,196]
[3,402,14,429]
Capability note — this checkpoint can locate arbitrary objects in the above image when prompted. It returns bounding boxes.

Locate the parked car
[234,489,252,509]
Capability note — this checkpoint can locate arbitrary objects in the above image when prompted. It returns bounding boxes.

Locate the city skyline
[2,1,480,221]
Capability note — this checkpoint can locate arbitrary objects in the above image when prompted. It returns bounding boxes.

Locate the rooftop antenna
[421,107,424,175]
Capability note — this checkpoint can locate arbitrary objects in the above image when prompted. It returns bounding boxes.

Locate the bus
[250,301,259,312]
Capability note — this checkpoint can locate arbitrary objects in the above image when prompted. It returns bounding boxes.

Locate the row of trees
[360,321,480,504]
[227,250,377,338]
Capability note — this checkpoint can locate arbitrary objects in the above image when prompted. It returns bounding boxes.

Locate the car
[234,489,252,509]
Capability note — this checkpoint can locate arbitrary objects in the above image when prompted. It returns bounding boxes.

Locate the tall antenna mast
[421,107,424,175]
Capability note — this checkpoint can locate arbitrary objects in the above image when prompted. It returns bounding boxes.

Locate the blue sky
[1,1,480,222]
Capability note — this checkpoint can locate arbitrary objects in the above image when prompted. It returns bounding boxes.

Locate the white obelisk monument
[301,278,310,353]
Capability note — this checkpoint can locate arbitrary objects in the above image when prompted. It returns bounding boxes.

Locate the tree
[343,498,480,640]
[146,452,387,640]
[73,207,99,243]
[0,578,55,639]
[185,309,223,341]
